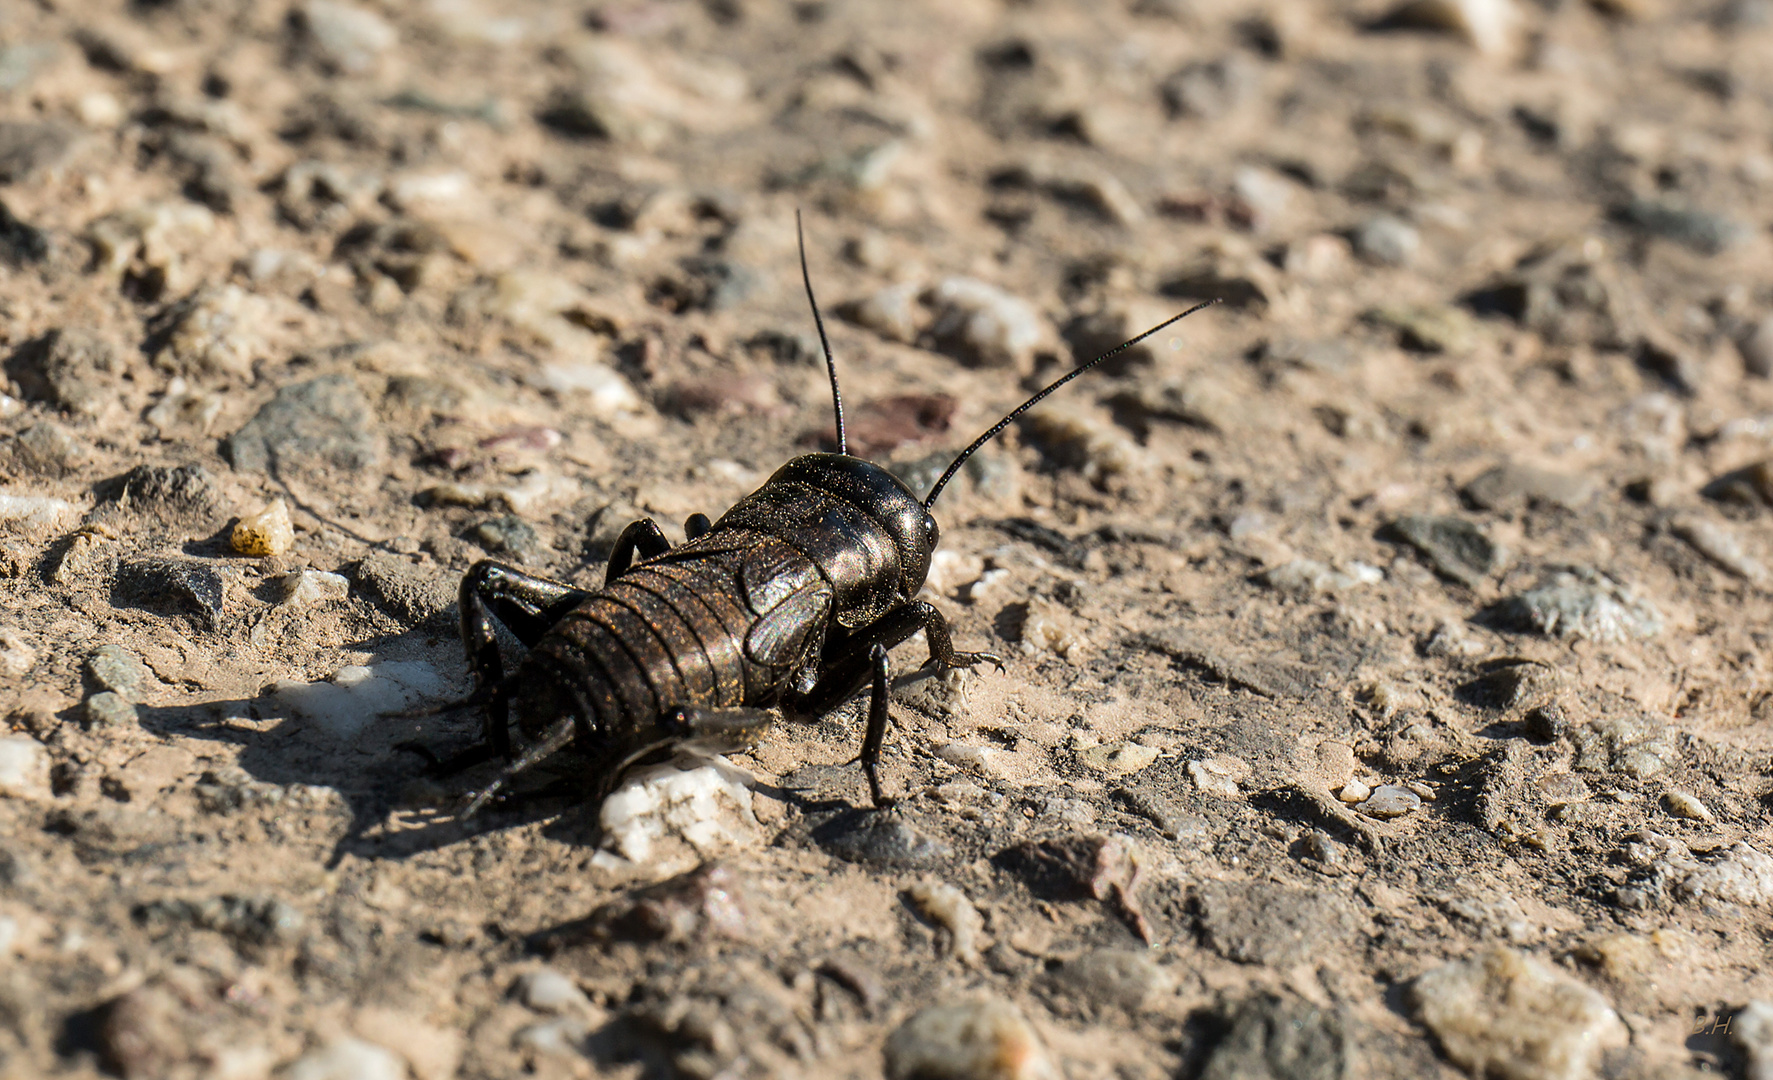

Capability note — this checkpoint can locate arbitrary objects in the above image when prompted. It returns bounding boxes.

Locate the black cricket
[427,217,1213,816]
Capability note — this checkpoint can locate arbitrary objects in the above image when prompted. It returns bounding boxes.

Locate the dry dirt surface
[3,0,1773,1077]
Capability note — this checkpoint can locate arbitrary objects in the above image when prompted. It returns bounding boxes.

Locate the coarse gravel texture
[3,1,1773,1078]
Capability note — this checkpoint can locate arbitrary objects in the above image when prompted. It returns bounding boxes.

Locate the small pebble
[1614,199,1749,256]
[1410,946,1625,1080]
[86,645,150,702]
[468,515,538,557]
[1663,789,1713,822]
[1495,569,1663,643]
[1076,742,1160,776]
[1353,215,1421,267]
[298,0,397,75]
[231,498,296,557]
[1671,515,1768,584]
[906,881,985,965]
[1189,756,1249,799]
[0,626,35,677]
[1366,303,1477,353]
[0,736,49,799]
[1384,0,1520,53]
[279,568,350,606]
[1739,316,1773,378]
[924,277,1046,370]
[882,997,1055,1080]
[513,968,588,1014]
[815,809,949,868]
[1338,780,1372,804]
[1354,783,1425,815]
[1733,1001,1773,1080]
[84,691,139,729]
[283,1037,405,1080]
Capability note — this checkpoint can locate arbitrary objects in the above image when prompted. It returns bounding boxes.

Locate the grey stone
[0,121,75,183]
[1353,214,1420,267]
[350,552,454,630]
[106,463,225,529]
[4,330,125,417]
[470,515,539,557]
[1492,569,1663,643]
[1573,713,1677,779]
[86,645,151,703]
[7,421,84,476]
[1195,881,1354,966]
[882,997,1053,1080]
[514,968,588,1013]
[1364,303,1476,353]
[113,558,227,630]
[133,893,303,945]
[1739,316,1773,378]
[1462,463,1594,512]
[1410,946,1624,1080]
[83,691,138,729]
[0,200,49,266]
[1045,949,1160,1014]
[815,810,950,867]
[296,0,397,75]
[1614,199,1749,255]
[1200,994,1354,1080]
[225,375,383,477]
[1359,785,1422,819]
[1459,660,1560,711]
[1384,515,1505,587]
[1162,54,1261,119]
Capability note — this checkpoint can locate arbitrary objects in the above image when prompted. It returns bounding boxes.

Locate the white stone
[1410,946,1625,1080]
[595,755,757,866]
[0,736,50,800]
[269,662,452,739]
[0,492,79,534]
[279,568,350,607]
[514,968,588,1014]
[925,277,1047,369]
[301,1,397,74]
[0,626,35,677]
[283,1037,405,1080]
[1734,1000,1773,1080]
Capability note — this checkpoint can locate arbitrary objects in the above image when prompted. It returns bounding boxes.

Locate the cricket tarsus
[921,298,1221,508]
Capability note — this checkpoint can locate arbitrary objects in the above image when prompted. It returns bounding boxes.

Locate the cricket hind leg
[458,560,593,759]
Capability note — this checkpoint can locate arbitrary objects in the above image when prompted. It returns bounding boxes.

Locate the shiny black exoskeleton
[428,217,1214,816]
[455,451,996,814]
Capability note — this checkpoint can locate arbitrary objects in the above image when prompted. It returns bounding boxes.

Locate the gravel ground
[3,0,1773,1078]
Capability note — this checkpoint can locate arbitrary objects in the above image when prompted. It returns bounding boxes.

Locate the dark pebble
[113,557,226,630]
[133,893,303,945]
[0,200,50,266]
[224,374,383,476]
[813,809,951,867]
[1383,515,1504,587]
[1613,199,1749,256]
[3,329,125,417]
[1193,880,1354,966]
[0,120,76,183]
[469,515,539,557]
[1044,948,1159,1015]
[1199,993,1354,1080]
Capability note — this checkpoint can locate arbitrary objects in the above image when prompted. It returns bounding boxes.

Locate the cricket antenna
[923,299,1220,508]
[797,210,847,456]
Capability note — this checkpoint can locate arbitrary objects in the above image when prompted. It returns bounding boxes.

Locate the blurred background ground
[2,0,1773,1077]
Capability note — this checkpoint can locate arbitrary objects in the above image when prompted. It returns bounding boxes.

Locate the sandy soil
[3,0,1773,1077]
